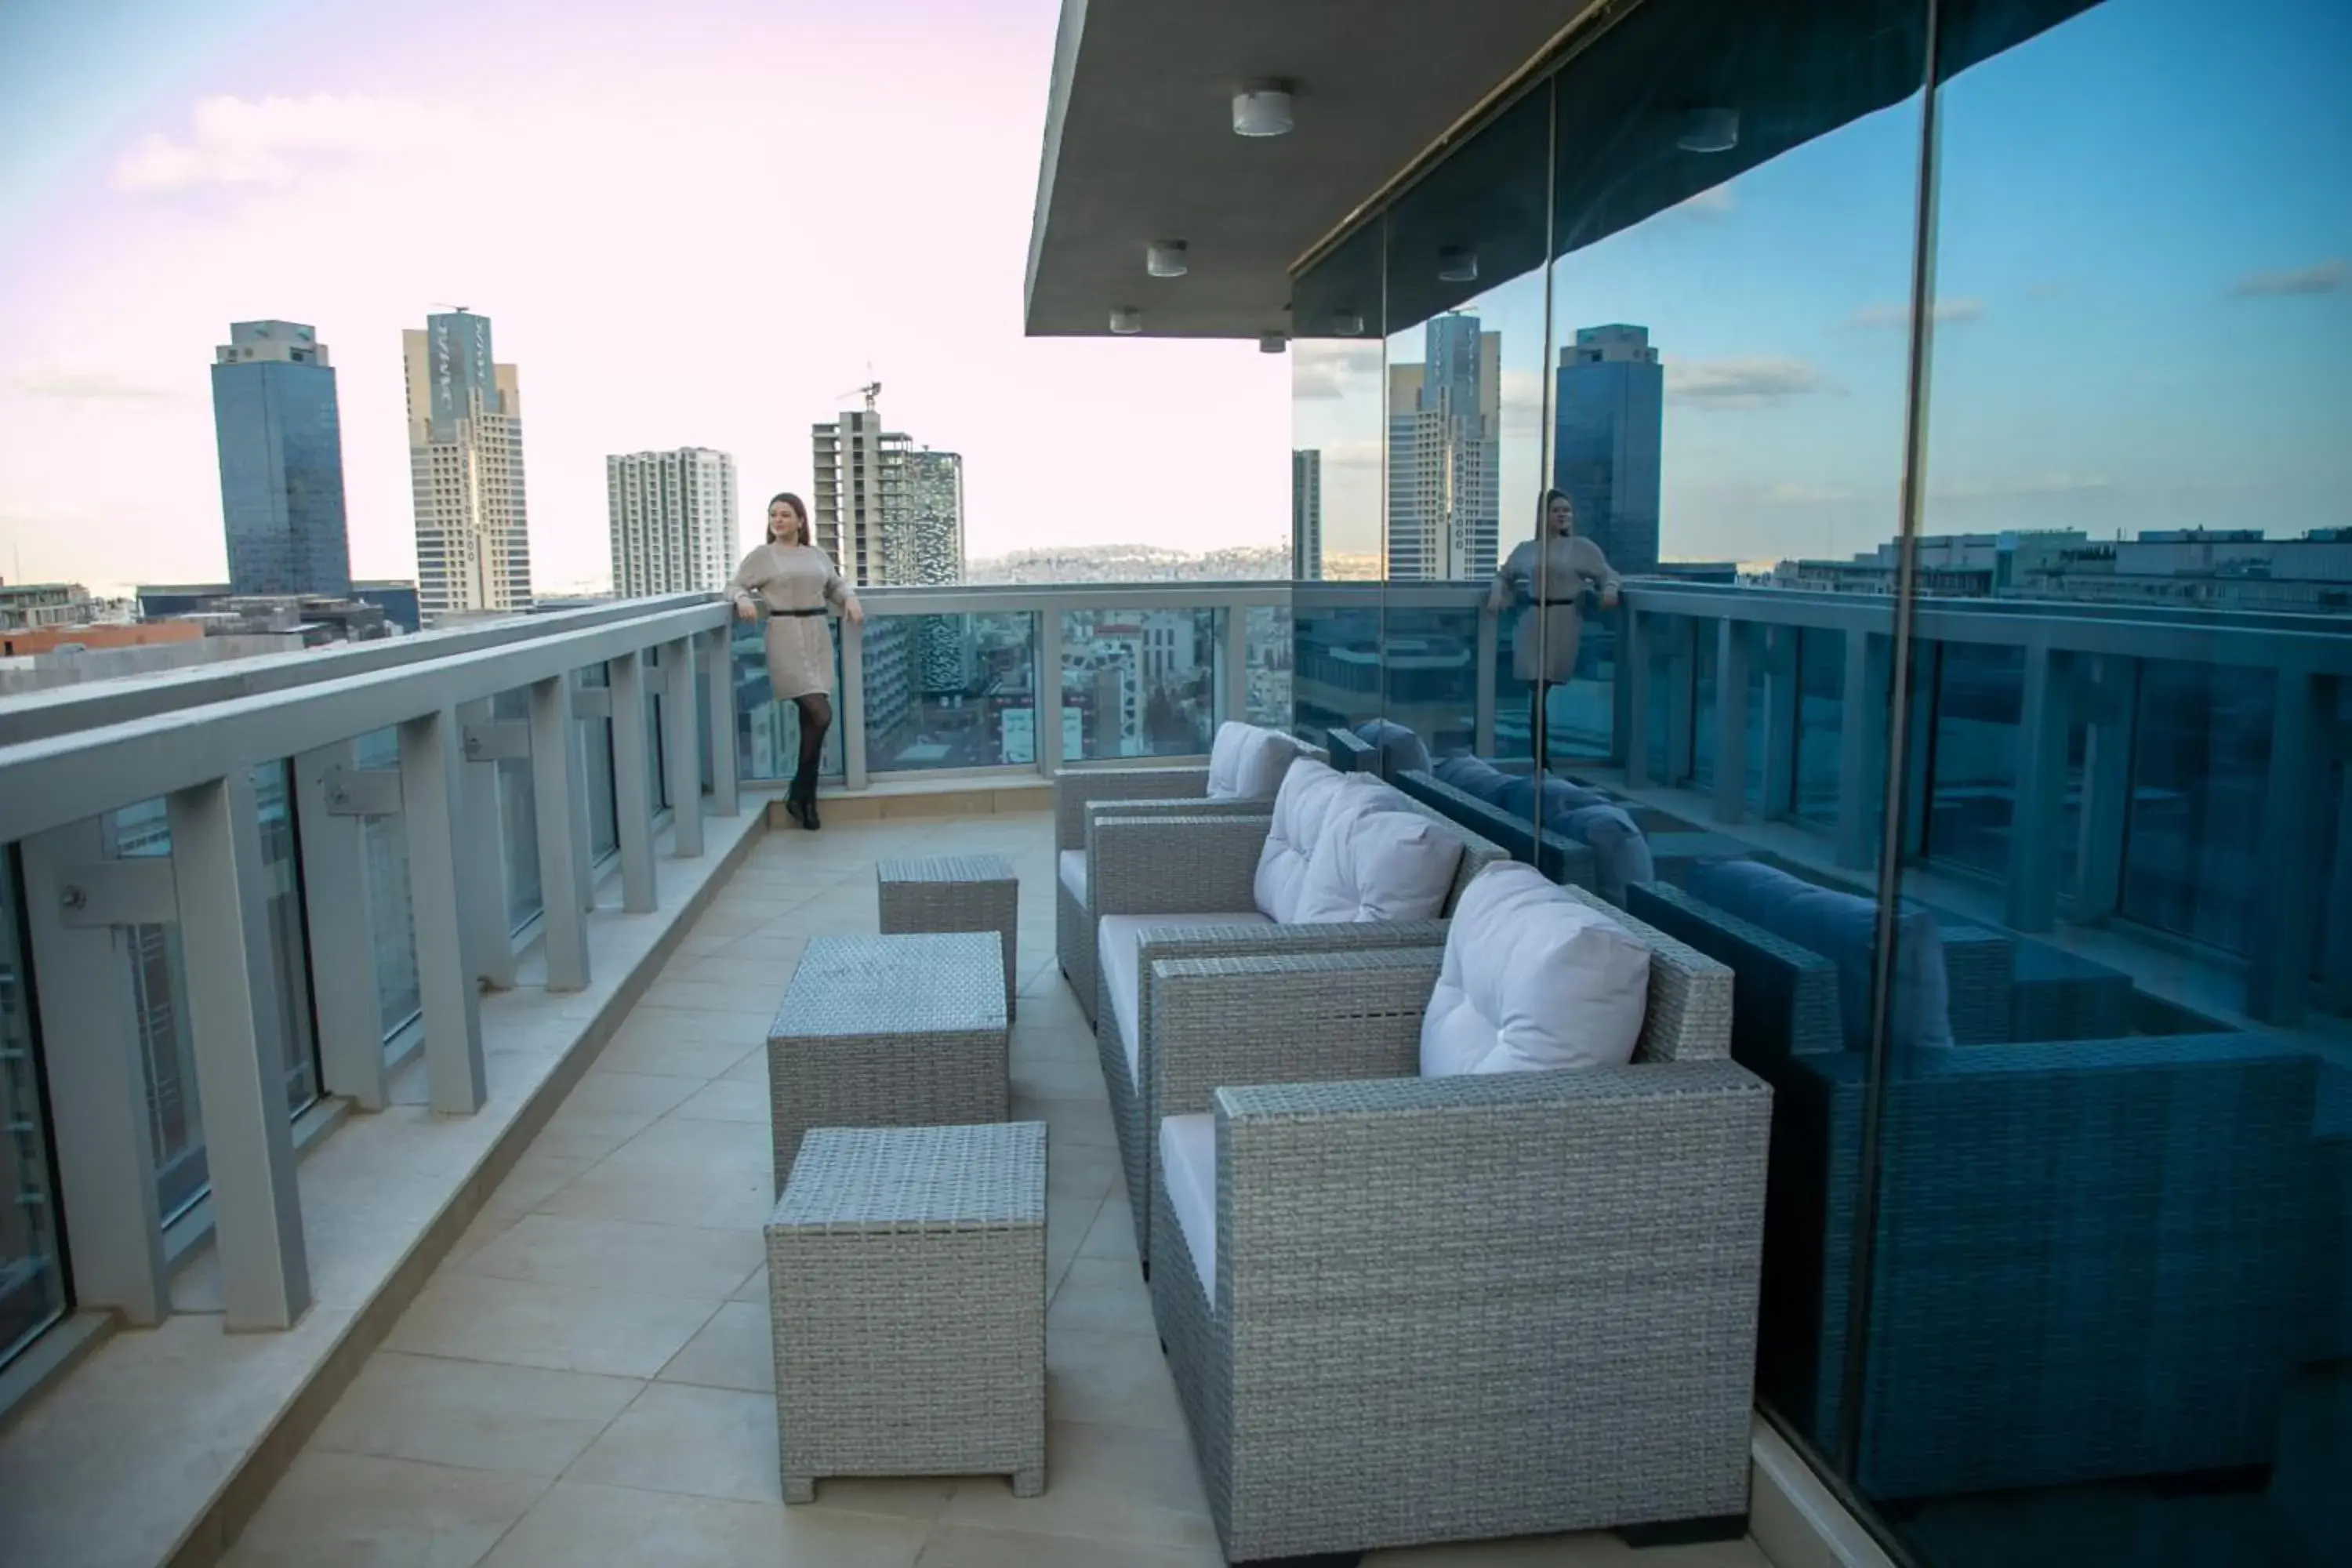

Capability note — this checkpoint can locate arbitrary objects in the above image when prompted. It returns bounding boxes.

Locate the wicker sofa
[1052,724,1320,1027]
[1627,877,2320,1500]
[1145,880,1769,1563]
[1087,767,1505,1268]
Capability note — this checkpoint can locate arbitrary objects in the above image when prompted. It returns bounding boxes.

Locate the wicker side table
[766,932,1010,1190]
[768,1121,1047,1502]
[878,854,1019,1020]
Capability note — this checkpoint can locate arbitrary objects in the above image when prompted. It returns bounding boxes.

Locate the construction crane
[833,376,881,417]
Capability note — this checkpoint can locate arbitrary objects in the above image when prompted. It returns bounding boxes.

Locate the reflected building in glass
[211,321,352,599]
[1291,448,1323,579]
[1553,325,1662,575]
[1387,313,1501,581]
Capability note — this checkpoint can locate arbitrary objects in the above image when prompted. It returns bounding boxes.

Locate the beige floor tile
[456,1213,762,1299]
[527,1103,670,1163]
[1366,1534,1770,1565]
[657,1299,774,1393]
[1044,1328,1185,1434]
[384,1271,723,1379]
[608,1111,771,1171]
[310,1351,641,1479]
[934,1421,1217,1550]
[1014,1092,1120,1151]
[733,1263,771,1302]
[641,978,786,1017]
[720,1045,773,1083]
[479,1479,927,1568]
[1076,1192,1141,1261]
[916,1523,1225,1567]
[1047,1258,1158,1338]
[1044,1138,1120,1201]
[488,1151,597,1210]
[221,1450,546,1567]
[668,1076,770,1123]
[533,1149,775,1230]
[560,1069,706,1119]
[567,1381,781,1504]
[666,953,800,993]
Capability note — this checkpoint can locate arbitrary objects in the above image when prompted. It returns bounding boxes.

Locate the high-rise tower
[211,321,352,597]
[1554,324,1664,575]
[608,448,737,597]
[404,310,532,622]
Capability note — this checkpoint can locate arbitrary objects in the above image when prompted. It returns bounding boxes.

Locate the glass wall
[0,853,66,1369]
[864,612,1039,771]
[1060,608,1218,760]
[1287,0,2350,1562]
[489,688,543,936]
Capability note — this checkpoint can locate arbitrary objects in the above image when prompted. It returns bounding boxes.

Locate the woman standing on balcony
[1490,488,1621,768]
[732,492,862,829]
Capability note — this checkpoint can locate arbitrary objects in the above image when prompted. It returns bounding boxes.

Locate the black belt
[768,608,826,619]
[1532,597,1588,607]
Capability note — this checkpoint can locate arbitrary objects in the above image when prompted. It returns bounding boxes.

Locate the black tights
[792,694,833,798]
[1528,681,1555,770]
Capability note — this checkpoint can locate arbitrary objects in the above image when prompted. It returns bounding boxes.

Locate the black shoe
[800,793,821,830]
[782,794,808,827]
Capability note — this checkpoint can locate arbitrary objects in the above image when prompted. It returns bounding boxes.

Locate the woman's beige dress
[729,543,857,701]
[1493,532,1622,685]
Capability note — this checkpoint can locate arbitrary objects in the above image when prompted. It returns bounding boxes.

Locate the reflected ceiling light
[1232,80,1295,137]
[1259,332,1287,354]
[1331,310,1364,335]
[1109,307,1144,335]
[1678,107,1740,153]
[1438,245,1479,284]
[1146,241,1189,278]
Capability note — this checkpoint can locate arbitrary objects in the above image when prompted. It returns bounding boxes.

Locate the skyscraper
[211,321,352,597]
[607,447,738,597]
[811,392,909,589]
[1554,324,1664,575]
[1385,314,1500,581]
[1291,449,1323,579]
[404,310,532,622]
[899,448,966,588]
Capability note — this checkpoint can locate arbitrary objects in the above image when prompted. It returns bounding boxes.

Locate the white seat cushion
[1058,848,1087,906]
[1420,863,1652,1077]
[1160,1112,1218,1300]
[1251,759,1368,923]
[1291,795,1464,924]
[1098,912,1272,1086]
[1207,721,1308,801]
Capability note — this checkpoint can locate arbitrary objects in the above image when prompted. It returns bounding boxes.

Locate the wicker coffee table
[878,854,1019,1019]
[768,1121,1047,1502]
[765,932,1010,1189]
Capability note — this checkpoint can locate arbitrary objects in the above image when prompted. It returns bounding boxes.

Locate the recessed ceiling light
[1331,310,1364,336]
[1146,241,1189,278]
[1258,333,1287,354]
[1678,107,1739,154]
[1438,245,1479,283]
[1233,80,1295,137]
[1109,307,1144,335]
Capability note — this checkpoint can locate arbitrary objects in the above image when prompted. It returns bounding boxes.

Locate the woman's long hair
[768,492,810,545]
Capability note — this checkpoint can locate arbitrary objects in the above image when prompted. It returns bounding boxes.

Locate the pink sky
[0,0,1291,597]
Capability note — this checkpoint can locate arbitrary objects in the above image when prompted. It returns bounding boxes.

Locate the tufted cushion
[1293,792,1464,924]
[1058,848,1087,906]
[1420,863,1651,1076]
[1160,1112,1219,1299]
[1688,859,1954,1055]
[1435,752,1512,804]
[1559,804,1653,901]
[1098,912,1270,1086]
[1252,760,1362,923]
[1353,719,1432,777]
[1207,721,1308,801]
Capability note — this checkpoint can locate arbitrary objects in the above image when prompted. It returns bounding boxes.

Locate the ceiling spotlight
[1678,107,1740,154]
[1258,332,1287,354]
[1109,307,1144,335]
[1232,79,1295,137]
[1438,245,1479,284]
[1146,241,1189,278]
[1331,310,1365,336]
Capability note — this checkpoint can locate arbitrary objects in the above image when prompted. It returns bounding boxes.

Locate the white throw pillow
[1291,794,1464,924]
[1252,759,1358,923]
[1207,722,1303,801]
[1419,863,1652,1077]
[1206,722,1251,799]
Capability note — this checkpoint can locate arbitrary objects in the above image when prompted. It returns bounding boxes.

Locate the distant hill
[964,544,1291,584]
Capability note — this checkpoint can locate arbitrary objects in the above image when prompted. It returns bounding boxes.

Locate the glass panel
[108,798,205,1221]
[1059,608,1218,760]
[2120,659,2272,956]
[1922,641,2022,880]
[576,668,621,864]
[0,851,67,1368]
[1292,217,1387,750]
[1243,604,1294,728]
[353,728,422,1042]
[1291,586,1384,746]
[1377,596,1480,771]
[490,689,543,935]
[731,621,845,784]
[865,612,1037,771]
[1691,627,1718,789]
[647,683,667,815]
[1794,627,1846,827]
[251,763,319,1116]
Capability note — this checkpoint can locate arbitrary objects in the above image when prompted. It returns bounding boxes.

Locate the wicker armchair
[1145,890,1769,1562]
[1627,879,2320,1499]
[1087,799,1505,1266]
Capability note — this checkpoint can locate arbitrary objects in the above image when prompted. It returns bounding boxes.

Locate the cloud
[2230,259,2346,297]
[112,94,458,193]
[16,366,180,402]
[1319,437,1383,469]
[1290,341,1383,399]
[1849,298,1986,330]
[1665,356,1824,409]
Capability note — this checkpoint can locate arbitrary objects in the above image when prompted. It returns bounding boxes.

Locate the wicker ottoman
[878,854,1019,1020]
[767,932,1010,1189]
[768,1121,1047,1502]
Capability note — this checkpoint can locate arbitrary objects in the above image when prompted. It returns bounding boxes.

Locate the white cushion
[1419,863,1652,1077]
[1207,722,1305,801]
[1098,912,1272,1087]
[1160,1112,1218,1301]
[1251,759,1363,923]
[1291,794,1465,924]
[1058,848,1087,906]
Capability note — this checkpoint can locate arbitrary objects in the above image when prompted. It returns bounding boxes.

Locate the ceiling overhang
[1022,0,1599,340]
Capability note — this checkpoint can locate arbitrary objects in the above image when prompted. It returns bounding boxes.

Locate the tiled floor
[228,811,1773,1568]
